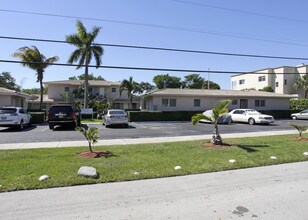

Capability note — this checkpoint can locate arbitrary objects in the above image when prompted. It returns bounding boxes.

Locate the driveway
[1,161,307,219]
[0,119,307,144]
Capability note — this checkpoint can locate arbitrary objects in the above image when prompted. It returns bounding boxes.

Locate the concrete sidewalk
[0,129,297,150]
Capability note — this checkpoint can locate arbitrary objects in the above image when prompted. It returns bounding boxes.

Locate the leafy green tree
[60,92,75,103]
[289,124,308,138]
[120,76,141,108]
[66,20,104,108]
[76,126,100,152]
[153,74,182,89]
[69,73,105,81]
[293,74,308,98]
[12,46,59,109]
[202,80,221,90]
[0,72,21,91]
[139,81,156,93]
[192,99,232,145]
[22,88,43,94]
[183,74,204,89]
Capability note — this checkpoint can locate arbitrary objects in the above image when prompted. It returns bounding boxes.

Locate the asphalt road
[0,119,308,144]
[1,161,307,220]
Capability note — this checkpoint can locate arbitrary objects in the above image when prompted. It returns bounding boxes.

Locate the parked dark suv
[47,104,81,130]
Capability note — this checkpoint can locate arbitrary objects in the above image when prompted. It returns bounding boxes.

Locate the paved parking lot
[1,119,308,144]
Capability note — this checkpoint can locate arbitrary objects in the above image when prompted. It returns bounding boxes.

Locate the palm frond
[192,114,213,125]
[76,20,87,40]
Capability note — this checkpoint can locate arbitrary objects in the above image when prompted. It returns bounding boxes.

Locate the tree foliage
[66,20,104,108]
[290,98,308,110]
[120,76,141,108]
[293,74,308,98]
[0,72,21,91]
[12,46,59,109]
[259,86,273,92]
[22,88,46,94]
[69,73,105,81]
[153,74,182,89]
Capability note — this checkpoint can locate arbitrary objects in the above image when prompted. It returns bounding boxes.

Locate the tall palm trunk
[39,79,44,109]
[84,65,89,108]
[211,123,223,145]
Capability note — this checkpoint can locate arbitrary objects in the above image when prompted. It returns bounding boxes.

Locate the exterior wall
[144,95,290,111]
[0,95,12,107]
[231,69,272,91]
[0,95,27,109]
[48,85,69,100]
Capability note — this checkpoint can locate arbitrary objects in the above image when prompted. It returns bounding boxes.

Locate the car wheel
[49,124,54,130]
[292,116,297,120]
[17,120,24,131]
[248,118,255,125]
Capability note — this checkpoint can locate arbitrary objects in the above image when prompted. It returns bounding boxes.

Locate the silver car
[103,109,129,128]
[291,109,308,120]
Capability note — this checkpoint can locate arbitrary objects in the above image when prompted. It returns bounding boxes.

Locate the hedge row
[290,99,308,110]
[127,111,203,122]
[28,112,45,124]
[259,110,298,119]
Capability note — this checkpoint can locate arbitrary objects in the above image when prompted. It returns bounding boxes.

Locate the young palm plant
[289,124,308,139]
[12,46,59,109]
[66,20,104,108]
[76,126,100,152]
[192,99,232,145]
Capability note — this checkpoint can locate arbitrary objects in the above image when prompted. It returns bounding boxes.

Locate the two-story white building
[231,65,308,98]
[28,80,140,110]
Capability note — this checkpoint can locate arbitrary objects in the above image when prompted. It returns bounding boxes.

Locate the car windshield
[49,106,72,113]
[109,110,125,115]
[0,108,16,114]
[245,110,261,115]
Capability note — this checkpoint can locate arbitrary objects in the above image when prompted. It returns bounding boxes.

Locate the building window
[64,87,70,92]
[194,99,200,107]
[239,79,245,85]
[170,99,176,107]
[232,100,238,105]
[255,100,265,107]
[275,82,279,87]
[111,88,116,93]
[162,98,169,107]
[258,76,266,82]
[284,79,287,85]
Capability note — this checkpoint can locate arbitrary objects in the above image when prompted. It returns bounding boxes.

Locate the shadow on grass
[236,144,270,153]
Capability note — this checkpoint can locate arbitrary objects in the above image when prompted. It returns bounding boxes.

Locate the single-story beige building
[140,89,297,111]
[0,87,31,110]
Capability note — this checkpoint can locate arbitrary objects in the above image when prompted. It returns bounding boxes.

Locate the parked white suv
[228,109,275,125]
[0,107,32,130]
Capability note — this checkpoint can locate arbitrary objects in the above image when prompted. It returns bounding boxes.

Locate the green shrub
[290,98,308,110]
[29,112,45,124]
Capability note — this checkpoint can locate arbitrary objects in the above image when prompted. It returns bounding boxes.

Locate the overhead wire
[1,35,308,61]
[0,8,308,47]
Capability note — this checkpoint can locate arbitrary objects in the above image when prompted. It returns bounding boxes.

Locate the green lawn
[1,134,308,192]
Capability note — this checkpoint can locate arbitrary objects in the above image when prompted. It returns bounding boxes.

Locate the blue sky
[1,0,308,90]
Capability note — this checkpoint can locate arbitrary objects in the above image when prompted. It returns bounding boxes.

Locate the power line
[0,59,303,75]
[1,35,308,61]
[0,8,308,47]
[171,0,308,24]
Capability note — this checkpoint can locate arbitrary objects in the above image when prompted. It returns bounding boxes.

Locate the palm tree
[12,46,59,109]
[120,76,140,109]
[76,126,100,152]
[192,99,232,145]
[66,20,104,108]
[293,74,308,98]
[289,124,308,139]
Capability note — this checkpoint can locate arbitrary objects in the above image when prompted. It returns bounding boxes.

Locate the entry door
[240,99,248,108]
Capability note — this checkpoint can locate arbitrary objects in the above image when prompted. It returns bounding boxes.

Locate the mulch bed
[290,138,308,142]
[77,150,111,158]
[203,142,232,149]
